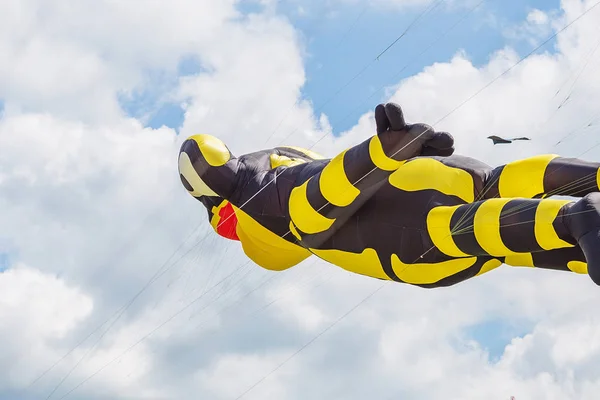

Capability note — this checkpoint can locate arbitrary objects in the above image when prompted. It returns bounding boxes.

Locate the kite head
[178,134,240,241]
[178,134,235,198]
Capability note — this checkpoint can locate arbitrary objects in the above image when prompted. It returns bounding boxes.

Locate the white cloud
[528,8,550,25]
[3,0,600,399]
[0,265,93,388]
[0,0,238,123]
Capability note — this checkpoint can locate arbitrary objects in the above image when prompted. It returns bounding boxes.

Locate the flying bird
[487,135,531,144]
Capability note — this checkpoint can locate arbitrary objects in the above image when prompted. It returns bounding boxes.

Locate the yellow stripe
[504,253,535,267]
[310,247,391,281]
[368,136,405,171]
[534,199,574,250]
[498,154,558,198]
[389,158,474,202]
[289,179,334,234]
[596,167,600,192]
[390,254,477,285]
[475,259,502,276]
[426,206,469,257]
[233,206,311,271]
[567,261,588,274]
[473,198,517,257]
[319,150,360,207]
[188,134,231,167]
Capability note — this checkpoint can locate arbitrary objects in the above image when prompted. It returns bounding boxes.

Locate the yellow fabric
[188,134,232,167]
[389,158,475,203]
[233,205,311,271]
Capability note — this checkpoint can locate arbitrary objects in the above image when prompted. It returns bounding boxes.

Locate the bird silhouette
[487,135,531,144]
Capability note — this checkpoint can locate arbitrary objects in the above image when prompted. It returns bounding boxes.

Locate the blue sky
[284,0,564,134]
[463,317,535,361]
[0,253,8,272]
[126,0,563,134]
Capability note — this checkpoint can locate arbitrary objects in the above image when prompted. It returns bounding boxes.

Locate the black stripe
[531,246,586,272]
[343,141,379,185]
[449,202,486,255]
[480,165,503,199]
[499,199,542,253]
[306,175,336,215]
[545,157,600,197]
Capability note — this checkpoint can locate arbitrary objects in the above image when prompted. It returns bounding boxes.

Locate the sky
[2,0,600,399]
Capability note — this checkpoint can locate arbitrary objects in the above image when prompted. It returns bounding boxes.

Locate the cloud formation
[2,0,600,399]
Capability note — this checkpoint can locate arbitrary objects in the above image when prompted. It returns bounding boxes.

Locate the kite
[178,103,600,288]
[487,135,531,144]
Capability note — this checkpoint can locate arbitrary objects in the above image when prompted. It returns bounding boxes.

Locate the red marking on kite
[216,202,240,241]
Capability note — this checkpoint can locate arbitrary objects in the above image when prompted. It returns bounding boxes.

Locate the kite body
[178,104,600,288]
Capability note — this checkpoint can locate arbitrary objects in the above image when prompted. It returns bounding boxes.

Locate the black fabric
[179,103,600,288]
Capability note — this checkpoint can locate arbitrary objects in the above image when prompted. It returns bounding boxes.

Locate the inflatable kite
[178,103,600,288]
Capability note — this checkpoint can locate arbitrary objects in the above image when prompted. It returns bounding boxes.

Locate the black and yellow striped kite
[178,103,600,288]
